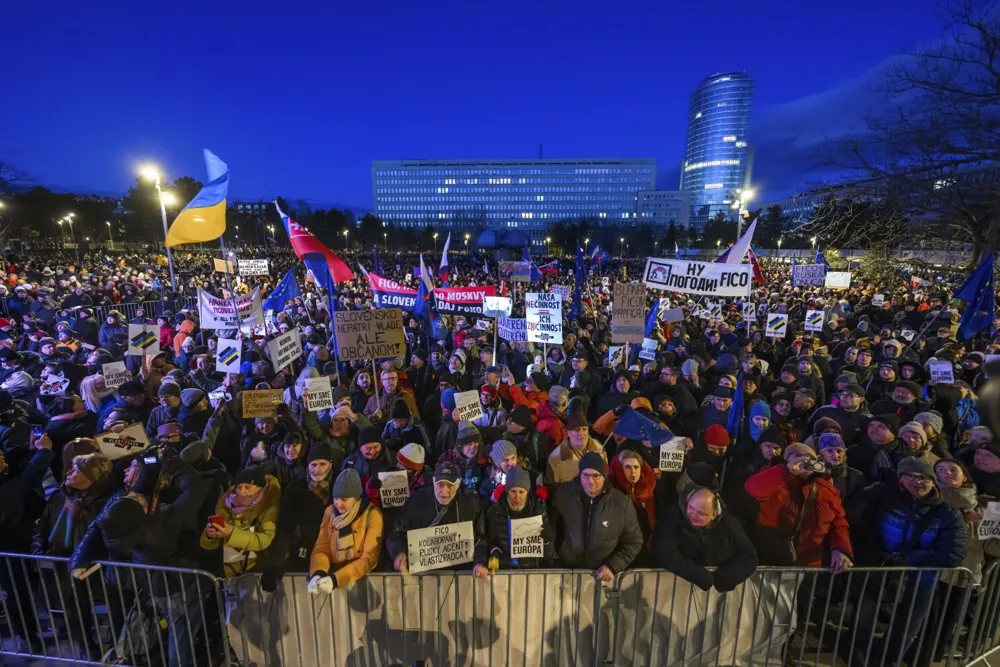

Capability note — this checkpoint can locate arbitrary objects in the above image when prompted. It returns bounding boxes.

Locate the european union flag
[955,253,995,340]
[726,372,745,440]
[815,248,831,269]
[644,301,661,338]
[522,244,543,282]
[262,267,301,311]
[569,241,584,320]
[613,407,674,446]
[373,248,385,276]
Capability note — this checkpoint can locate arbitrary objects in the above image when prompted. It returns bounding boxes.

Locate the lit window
[735,141,747,148]
[722,135,736,142]
[705,183,723,189]
[695,112,702,119]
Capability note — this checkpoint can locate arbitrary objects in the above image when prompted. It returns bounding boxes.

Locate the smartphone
[32,425,43,440]
[143,455,158,465]
[209,514,225,527]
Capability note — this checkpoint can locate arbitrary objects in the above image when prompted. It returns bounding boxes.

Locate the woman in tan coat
[546,411,607,484]
[307,469,384,593]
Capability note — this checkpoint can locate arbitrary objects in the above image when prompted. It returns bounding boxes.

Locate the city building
[758,191,831,225]
[371,157,656,244]
[680,72,755,229]
[637,190,691,228]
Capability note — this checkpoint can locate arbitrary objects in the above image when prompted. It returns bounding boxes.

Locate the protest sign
[611,283,646,342]
[102,361,128,389]
[39,376,70,396]
[900,328,916,342]
[198,288,265,330]
[791,264,827,287]
[706,302,723,321]
[804,310,825,332]
[128,324,160,356]
[304,376,334,412]
[743,302,755,322]
[474,319,491,331]
[928,360,955,385]
[979,503,1000,540]
[482,296,512,318]
[213,258,235,273]
[268,328,303,371]
[525,293,563,344]
[601,277,610,289]
[454,390,484,423]
[639,337,658,361]
[659,438,686,472]
[552,285,572,302]
[366,272,495,316]
[498,317,527,343]
[766,313,788,338]
[216,337,241,374]
[825,271,852,289]
[407,521,474,574]
[871,294,885,307]
[238,259,269,276]
[609,345,625,368]
[509,515,544,559]
[499,261,531,283]
[643,258,752,297]
[333,308,406,362]
[662,307,685,323]
[242,389,285,418]
[95,423,150,461]
[378,470,410,509]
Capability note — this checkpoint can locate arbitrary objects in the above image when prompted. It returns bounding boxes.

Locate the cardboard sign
[242,389,285,418]
[661,307,685,323]
[552,285,572,302]
[611,283,646,342]
[509,515,544,559]
[659,438,686,472]
[128,324,160,356]
[238,259,269,276]
[378,470,410,509]
[482,296,512,318]
[213,258,235,273]
[454,390,484,423]
[216,337,242,374]
[872,294,885,307]
[766,313,788,338]
[39,376,71,396]
[498,317,527,343]
[267,328,303,371]
[639,337,658,361]
[642,258,752,297]
[95,423,150,461]
[333,308,406,362]
[406,521,474,574]
[824,271,852,289]
[102,361,128,389]
[304,375,334,412]
[609,345,625,368]
[928,360,955,385]
[804,310,824,332]
[525,293,563,344]
[198,288,265,330]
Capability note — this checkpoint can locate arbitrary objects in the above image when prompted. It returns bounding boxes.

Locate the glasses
[901,473,932,483]
[580,471,603,481]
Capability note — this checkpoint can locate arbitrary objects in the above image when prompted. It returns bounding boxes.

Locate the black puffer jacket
[549,479,643,574]
[485,493,554,568]
[386,487,487,566]
[0,448,53,552]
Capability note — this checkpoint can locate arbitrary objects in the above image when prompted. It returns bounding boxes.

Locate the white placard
[102,361,128,389]
[525,293,563,344]
[662,307,685,323]
[901,328,916,342]
[639,337,658,361]
[128,324,160,356]
[601,277,609,288]
[474,319,491,331]
[509,515,544,558]
[552,285,572,302]
[454,390,484,423]
[978,503,1000,540]
[406,521,474,574]
[498,317,527,343]
[706,302,723,322]
[766,313,788,338]
[268,328,303,371]
[238,259,269,276]
[378,470,410,508]
[304,375,334,412]
[804,310,824,332]
[609,345,625,367]
[743,302,756,322]
[659,439,686,472]
[39,376,70,396]
[928,360,955,385]
[642,258,752,297]
[197,288,265,330]
[872,294,885,306]
[824,271,852,289]
[216,337,242,374]
[95,423,150,460]
[482,296,512,318]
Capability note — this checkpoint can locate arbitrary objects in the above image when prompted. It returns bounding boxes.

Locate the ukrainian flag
[165,150,228,247]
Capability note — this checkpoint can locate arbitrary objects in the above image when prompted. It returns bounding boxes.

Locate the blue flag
[644,301,661,338]
[726,372,745,442]
[522,244,543,283]
[815,248,830,268]
[262,267,302,311]
[373,248,385,276]
[613,407,674,446]
[955,253,996,340]
[569,241,584,320]
[675,243,681,260]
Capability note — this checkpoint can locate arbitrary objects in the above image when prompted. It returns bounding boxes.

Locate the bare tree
[0,160,31,195]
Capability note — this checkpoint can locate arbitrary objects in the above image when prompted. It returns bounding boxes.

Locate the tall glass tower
[680,72,754,229]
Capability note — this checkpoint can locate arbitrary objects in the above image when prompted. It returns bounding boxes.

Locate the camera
[805,460,828,475]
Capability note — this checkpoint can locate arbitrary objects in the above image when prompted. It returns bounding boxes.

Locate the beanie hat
[783,443,817,461]
[234,465,267,489]
[157,382,181,398]
[900,422,929,447]
[749,401,771,422]
[506,466,531,492]
[893,380,922,397]
[451,349,467,365]
[308,441,336,464]
[441,388,457,410]
[812,417,843,437]
[390,399,411,420]
[490,439,517,464]
[180,440,209,465]
[180,388,205,408]
[915,411,944,435]
[358,426,381,446]
[456,420,482,446]
[529,371,551,392]
[397,443,426,471]
[118,379,145,397]
[157,422,182,438]
[72,453,112,484]
[99,498,147,541]
[871,413,901,433]
[704,424,730,448]
[759,425,785,447]
[712,386,734,399]
[332,405,355,422]
[332,469,363,499]
[565,411,589,430]
[898,456,935,479]
[680,462,719,491]
[578,451,607,478]
[817,433,846,450]
[508,405,533,428]
[836,371,858,386]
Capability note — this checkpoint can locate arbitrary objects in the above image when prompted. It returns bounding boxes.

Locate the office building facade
[680,72,755,228]
[637,190,691,228]
[371,158,656,237]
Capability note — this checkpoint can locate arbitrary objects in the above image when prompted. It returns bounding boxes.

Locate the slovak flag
[747,246,766,284]
[438,232,451,287]
[274,201,355,283]
[538,260,559,275]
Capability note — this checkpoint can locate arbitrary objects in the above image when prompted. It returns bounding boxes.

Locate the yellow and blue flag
[165,150,228,247]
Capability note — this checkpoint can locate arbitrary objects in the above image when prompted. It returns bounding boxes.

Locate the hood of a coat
[608,455,657,499]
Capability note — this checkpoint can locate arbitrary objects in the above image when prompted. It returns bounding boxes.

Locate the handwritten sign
[928,360,955,385]
[611,283,646,342]
[267,328,303,371]
[95,423,150,461]
[824,271,852,289]
[498,317,527,343]
[804,310,824,332]
[766,313,788,338]
[304,375,334,412]
[509,515,544,558]
[333,308,406,362]
[406,521,474,574]
[552,285,572,302]
[197,288,264,330]
[454,390,484,423]
[128,324,160,356]
[102,361,128,389]
[659,438,686,472]
[216,337,241,374]
[526,293,563,344]
[378,470,410,509]
[213,258,235,273]
[242,389,285,418]
[872,294,885,307]
[238,259,269,276]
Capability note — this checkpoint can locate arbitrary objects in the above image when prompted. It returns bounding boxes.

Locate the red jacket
[744,464,853,567]
[609,456,657,547]
[509,385,547,417]
[535,401,566,447]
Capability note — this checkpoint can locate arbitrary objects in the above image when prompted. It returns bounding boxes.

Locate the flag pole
[218,236,244,336]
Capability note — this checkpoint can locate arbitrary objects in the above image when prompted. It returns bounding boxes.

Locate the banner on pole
[791,264,827,287]
[482,296,512,318]
[525,293,563,344]
[333,308,406,362]
[499,261,531,283]
[643,258,752,297]
[198,288,265,330]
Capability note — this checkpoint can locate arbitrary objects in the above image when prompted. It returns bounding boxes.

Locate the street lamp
[139,164,176,290]
[545,236,550,253]
[267,224,275,246]
[716,239,722,250]
[811,236,817,249]
[654,241,659,255]
[734,187,755,238]
[383,232,388,251]
[620,236,625,256]
[464,233,470,252]
[584,238,590,255]
[57,219,64,242]
[343,229,349,250]
[106,221,114,250]
[777,238,783,250]
[433,232,438,254]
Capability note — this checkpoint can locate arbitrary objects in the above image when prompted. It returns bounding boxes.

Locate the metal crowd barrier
[3,552,1000,667]
[91,298,197,323]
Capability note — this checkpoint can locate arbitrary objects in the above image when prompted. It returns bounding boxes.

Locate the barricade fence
[2,553,999,667]
[91,298,198,324]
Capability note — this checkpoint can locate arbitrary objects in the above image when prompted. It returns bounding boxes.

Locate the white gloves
[307,575,334,595]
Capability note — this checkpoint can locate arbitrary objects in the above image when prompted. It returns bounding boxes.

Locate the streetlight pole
[584,238,590,256]
[433,233,438,254]
[464,233,470,253]
[66,214,79,263]
[619,237,624,257]
[141,167,177,291]
[343,229,349,250]
[383,232,388,251]
[106,221,114,250]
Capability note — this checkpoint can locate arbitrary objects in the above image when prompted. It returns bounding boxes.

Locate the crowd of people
[0,242,997,666]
